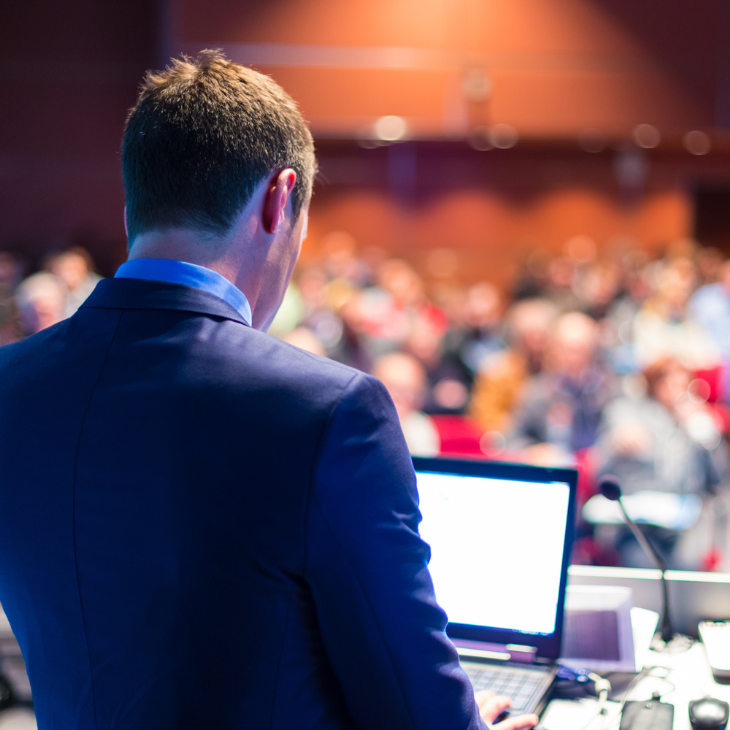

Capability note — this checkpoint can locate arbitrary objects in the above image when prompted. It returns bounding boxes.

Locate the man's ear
[123,206,129,237]
[262,169,297,234]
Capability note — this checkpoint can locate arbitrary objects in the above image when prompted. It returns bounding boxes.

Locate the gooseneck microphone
[598,476,674,644]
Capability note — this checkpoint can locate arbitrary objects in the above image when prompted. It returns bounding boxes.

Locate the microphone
[598,476,674,644]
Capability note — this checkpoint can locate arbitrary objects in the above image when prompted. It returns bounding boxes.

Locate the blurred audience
[4,235,730,570]
[0,246,101,340]
[269,235,730,570]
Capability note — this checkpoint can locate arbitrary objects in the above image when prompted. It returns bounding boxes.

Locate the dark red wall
[174,0,727,138]
[3,0,730,286]
[0,0,158,273]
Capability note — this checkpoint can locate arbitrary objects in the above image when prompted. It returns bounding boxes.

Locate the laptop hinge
[454,639,538,664]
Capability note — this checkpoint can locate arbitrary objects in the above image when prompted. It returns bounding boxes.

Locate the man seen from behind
[0,51,538,730]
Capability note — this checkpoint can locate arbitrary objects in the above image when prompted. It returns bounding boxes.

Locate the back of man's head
[122,50,316,244]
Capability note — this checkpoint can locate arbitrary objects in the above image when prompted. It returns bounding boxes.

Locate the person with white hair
[508,311,618,456]
[15,271,67,336]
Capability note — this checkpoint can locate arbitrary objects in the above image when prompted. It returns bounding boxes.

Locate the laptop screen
[414,461,574,643]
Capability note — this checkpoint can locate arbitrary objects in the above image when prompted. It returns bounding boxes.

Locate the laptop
[412,456,577,717]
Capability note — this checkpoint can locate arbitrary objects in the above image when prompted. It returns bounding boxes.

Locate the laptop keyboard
[462,662,550,714]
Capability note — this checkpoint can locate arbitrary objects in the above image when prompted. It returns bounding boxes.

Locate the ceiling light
[633,124,661,149]
[489,123,518,149]
[374,116,407,142]
[684,130,711,155]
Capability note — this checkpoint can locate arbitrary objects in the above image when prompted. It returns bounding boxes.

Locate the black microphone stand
[598,477,674,645]
[613,499,674,644]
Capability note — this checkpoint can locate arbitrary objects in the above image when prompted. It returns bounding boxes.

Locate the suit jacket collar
[80,278,250,327]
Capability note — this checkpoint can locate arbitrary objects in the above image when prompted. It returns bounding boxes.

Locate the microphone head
[598,476,622,502]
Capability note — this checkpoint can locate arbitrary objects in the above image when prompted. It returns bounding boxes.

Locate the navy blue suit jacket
[0,279,484,730]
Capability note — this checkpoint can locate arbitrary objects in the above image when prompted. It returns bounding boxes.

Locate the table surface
[542,640,730,730]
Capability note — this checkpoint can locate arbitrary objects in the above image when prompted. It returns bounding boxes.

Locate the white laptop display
[413,456,577,717]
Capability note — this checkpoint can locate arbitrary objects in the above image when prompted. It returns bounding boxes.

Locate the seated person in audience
[470,298,557,434]
[578,260,622,321]
[511,251,550,301]
[372,351,441,456]
[508,311,617,457]
[695,246,724,287]
[544,256,585,314]
[446,282,506,379]
[602,254,651,374]
[407,315,471,415]
[15,271,67,336]
[690,258,730,400]
[45,246,102,316]
[633,258,718,370]
[594,357,730,568]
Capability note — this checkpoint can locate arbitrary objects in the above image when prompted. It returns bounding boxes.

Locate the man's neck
[128,229,230,271]
[126,227,264,321]
[131,225,261,289]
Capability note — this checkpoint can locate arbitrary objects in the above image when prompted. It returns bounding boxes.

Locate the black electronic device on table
[620,700,674,730]
[412,456,577,717]
[689,698,730,730]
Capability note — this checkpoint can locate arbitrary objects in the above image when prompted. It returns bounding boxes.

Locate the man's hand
[475,690,539,730]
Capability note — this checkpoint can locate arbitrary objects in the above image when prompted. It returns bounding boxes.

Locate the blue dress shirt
[115,258,252,327]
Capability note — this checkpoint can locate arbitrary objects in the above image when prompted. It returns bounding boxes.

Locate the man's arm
[304,371,487,730]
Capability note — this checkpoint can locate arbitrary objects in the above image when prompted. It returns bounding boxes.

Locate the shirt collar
[115,258,252,327]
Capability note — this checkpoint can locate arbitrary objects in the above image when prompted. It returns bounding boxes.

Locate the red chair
[692,365,725,404]
[692,365,730,434]
[431,415,487,458]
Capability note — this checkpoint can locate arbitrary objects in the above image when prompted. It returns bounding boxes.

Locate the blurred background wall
[3,0,730,282]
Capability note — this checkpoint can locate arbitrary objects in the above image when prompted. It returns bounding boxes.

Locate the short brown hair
[122,50,316,243]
